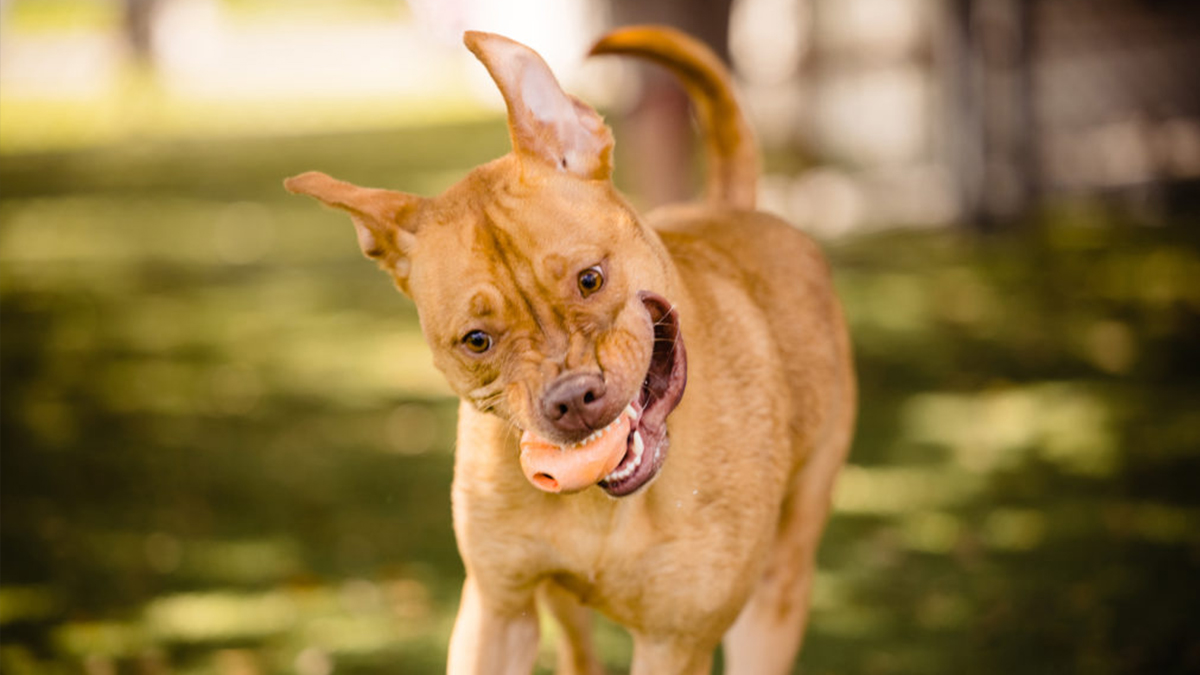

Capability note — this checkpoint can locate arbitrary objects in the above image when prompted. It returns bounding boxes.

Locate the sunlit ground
[2,4,1200,670]
[3,118,1199,675]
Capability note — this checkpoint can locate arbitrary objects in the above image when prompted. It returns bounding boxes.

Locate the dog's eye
[462,330,493,354]
[577,266,604,297]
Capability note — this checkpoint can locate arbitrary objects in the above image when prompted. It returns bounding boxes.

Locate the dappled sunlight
[2,2,1199,670]
[809,605,890,640]
[807,218,1200,672]
[899,510,964,555]
[3,124,1199,670]
[0,585,63,625]
[1104,502,1200,546]
[842,271,932,337]
[385,403,446,456]
[53,620,146,665]
[33,574,448,673]
[169,538,304,585]
[901,384,1118,477]
[147,591,298,642]
[273,322,449,402]
[834,465,984,515]
[982,508,1048,552]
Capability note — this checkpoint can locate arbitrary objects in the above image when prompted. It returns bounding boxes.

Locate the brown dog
[285,26,855,675]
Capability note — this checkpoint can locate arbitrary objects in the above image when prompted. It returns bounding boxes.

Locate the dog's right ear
[464,30,614,180]
[284,171,423,290]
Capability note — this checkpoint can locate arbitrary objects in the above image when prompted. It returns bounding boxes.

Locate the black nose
[542,373,608,435]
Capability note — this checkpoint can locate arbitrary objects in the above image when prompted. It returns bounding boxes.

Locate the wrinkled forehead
[405,211,510,315]
[403,222,565,337]
[408,167,631,303]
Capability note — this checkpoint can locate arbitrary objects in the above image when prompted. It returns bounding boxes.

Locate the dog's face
[286,32,686,496]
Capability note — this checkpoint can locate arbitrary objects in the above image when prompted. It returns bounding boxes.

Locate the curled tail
[590,25,759,210]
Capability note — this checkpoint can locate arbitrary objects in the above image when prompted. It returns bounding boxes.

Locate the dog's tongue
[519,413,631,493]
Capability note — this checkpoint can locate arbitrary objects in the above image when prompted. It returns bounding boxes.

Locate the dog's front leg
[447,575,539,675]
[629,633,715,675]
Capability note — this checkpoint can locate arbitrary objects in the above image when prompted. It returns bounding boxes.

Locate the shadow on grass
[2,125,1199,674]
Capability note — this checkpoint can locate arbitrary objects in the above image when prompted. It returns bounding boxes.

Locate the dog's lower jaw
[598,426,665,498]
[596,392,666,498]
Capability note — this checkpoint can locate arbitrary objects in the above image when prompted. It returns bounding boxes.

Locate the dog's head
[285,32,686,497]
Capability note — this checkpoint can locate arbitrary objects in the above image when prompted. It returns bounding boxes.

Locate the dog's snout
[542,373,608,434]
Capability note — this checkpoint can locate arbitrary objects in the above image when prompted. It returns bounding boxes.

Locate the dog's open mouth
[518,292,687,497]
[598,292,687,496]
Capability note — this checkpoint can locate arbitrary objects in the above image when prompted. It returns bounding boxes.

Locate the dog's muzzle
[518,291,687,497]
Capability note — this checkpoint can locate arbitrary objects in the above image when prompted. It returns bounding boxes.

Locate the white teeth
[561,403,639,451]
[604,430,645,483]
[566,413,622,450]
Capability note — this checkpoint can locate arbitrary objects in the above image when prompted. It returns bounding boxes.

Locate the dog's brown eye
[462,330,493,354]
[578,266,604,297]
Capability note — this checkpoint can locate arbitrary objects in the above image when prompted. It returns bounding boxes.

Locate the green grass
[2,124,1199,674]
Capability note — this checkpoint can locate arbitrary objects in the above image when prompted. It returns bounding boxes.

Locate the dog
[285,25,855,675]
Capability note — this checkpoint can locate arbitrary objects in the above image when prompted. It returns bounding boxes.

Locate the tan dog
[285,26,855,675]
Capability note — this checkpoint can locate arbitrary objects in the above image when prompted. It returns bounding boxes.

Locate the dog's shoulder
[646,201,851,473]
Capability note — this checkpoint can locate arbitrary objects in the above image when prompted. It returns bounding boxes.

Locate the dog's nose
[542,373,608,434]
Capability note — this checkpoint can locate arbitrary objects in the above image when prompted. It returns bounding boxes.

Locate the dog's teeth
[564,414,624,450]
[624,403,640,422]
[605,430,646,483]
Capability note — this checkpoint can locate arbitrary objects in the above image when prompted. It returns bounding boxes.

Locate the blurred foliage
[3,0,121,33]
[3,0,407,32]
[2,120,1200,675]
[0,1,483,154]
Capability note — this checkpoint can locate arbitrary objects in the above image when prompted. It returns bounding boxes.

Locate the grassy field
[2,121,1199,674]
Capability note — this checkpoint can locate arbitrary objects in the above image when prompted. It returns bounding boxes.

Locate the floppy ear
[464,31,614,180]
[284,171,423,290]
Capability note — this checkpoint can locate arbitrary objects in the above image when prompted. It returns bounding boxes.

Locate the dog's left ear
[465,31,614,180]
[284,171,424,291]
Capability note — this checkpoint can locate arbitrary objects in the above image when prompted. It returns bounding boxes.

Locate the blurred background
[2,0,1199,673]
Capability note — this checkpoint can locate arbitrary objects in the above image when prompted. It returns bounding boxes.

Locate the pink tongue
[519,413,631,493]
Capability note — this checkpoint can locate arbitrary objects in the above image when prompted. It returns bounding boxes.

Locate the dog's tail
[590,25,759,210]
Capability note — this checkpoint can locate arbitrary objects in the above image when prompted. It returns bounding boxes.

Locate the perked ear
[464,31,614,180]
[284,171,423,287]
